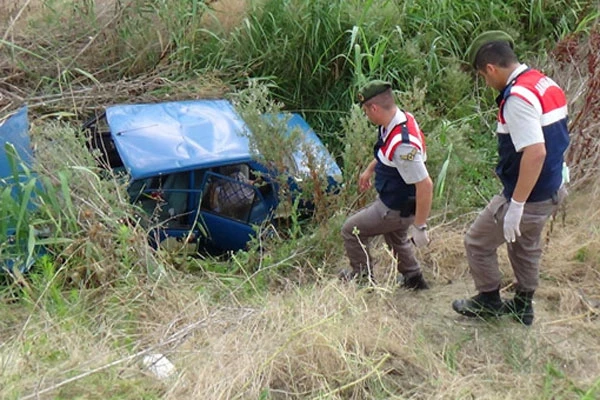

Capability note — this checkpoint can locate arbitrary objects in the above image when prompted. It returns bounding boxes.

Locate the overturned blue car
[83,99,342,253]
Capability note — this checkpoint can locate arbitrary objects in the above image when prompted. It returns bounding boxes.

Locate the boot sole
[452,300,504,319]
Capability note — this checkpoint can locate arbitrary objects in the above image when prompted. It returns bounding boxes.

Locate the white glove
[503,198,525,242]
[409,224,429,248]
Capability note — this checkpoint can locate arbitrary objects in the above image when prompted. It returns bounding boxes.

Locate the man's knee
[464,229,477,252]
[341,221,357,241]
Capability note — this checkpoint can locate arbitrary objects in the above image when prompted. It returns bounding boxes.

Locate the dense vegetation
[1,1,599,399]
[3,0,597,208]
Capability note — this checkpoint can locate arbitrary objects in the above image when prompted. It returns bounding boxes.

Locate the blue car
[84,99,342,253]
[0,106,43,272]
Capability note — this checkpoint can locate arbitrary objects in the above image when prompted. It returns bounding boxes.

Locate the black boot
[402,273,429,290]
[502,290,535,326]
[452,289,503,318]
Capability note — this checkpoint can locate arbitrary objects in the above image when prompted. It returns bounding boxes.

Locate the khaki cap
[466,30,514,67]
[357,80,392,105]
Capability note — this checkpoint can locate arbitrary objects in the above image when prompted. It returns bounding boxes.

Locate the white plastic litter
[142,353,176,379]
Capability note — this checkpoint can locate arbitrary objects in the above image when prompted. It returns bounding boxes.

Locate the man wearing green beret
[340,80,433,289]
[452,31,570,325]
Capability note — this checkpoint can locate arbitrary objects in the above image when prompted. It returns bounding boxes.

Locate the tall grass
[0,143,40,274]
[6,121,164,288]
[2,0,597,208]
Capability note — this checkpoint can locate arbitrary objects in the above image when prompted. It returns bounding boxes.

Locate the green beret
[466,30,514,68]
[357,80,392,104]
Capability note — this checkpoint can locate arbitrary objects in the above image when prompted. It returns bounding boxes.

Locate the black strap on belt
[399,197,416,217]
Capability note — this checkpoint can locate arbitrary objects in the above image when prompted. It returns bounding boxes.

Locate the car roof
[105,99,254,180]
[105,99,342,181]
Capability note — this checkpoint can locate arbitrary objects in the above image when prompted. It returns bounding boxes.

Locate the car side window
[200,164,273,224]
[205,173,256,221]
[131,172,192,228]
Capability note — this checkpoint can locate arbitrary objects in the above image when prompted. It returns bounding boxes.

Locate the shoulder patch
[400,147,417,161]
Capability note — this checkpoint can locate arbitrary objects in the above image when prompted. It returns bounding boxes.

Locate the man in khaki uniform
[340,80,433,289]
[452,31,569,325]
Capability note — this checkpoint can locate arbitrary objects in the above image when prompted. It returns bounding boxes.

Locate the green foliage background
[6,0,595,213]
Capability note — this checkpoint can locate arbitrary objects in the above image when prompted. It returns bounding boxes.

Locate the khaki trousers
[341,198,421,278]
[465,187,566,292]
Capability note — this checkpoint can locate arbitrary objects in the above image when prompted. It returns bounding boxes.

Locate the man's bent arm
[414,175,433,227]
[512,143,546,202]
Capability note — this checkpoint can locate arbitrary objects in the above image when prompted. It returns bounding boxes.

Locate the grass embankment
[1,183,599,399]
[1,1,599,399]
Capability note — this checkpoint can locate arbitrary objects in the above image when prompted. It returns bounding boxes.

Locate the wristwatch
[414,224,428,231]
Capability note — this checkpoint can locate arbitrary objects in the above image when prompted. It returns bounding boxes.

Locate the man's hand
[504,199,525,242]
[358,169,373,192]
[358,160,377,192]
[409,224,429,247]
[358,171,372,192]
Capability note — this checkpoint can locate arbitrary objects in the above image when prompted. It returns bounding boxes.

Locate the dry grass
[0,0,237,117]
[201,0,251,34]
[0,68,230,118]
[2,181,598,399]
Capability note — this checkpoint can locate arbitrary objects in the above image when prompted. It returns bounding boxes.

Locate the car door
[197,168,275,252]
[129,170,204,253]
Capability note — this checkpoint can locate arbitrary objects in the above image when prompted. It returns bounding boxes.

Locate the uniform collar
[506,64,528,85]
[381,107,406,140]
[496,64,531,106]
